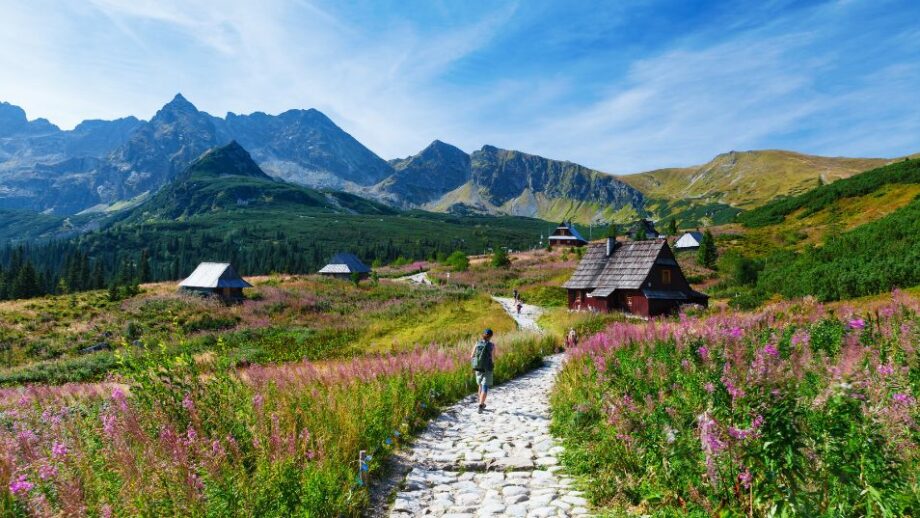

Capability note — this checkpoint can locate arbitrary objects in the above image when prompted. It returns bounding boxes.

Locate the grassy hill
[621,150,889,209]
[707,158,920,304]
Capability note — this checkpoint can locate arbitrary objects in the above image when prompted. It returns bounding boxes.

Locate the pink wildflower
[697,346,710,361]
[738,468,753,489]
[51,441,68,458]
[892,393,915,406]
[704,382,715,394]
[763,344,780,357]
[848,318,865,330]
[9,475,34,495]
[38,463,58,480]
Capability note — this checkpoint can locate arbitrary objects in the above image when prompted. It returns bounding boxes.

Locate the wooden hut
[179,262,252,301]
[674,231,704,250]
[318,253,371,280]
[548,221,588,248]
[563,238,707,317]
[627,219,661,240]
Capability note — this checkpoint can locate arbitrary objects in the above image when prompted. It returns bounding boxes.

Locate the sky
[0,0,918,173]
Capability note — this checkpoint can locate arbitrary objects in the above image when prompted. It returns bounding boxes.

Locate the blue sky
[1,0,918,172]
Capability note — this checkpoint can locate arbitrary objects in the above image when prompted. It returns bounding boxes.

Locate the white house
[674,231,704,250]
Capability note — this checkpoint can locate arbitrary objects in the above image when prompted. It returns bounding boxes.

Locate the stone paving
[388,299,590,517]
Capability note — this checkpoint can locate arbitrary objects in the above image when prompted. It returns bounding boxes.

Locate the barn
[548,221,588,248]
[674,231,704,250]
[563,238,708,317]
[179,262,252,302]
[318,252,371,280]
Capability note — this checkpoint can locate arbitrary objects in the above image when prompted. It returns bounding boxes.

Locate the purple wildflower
[848,318,866,330]
[738,468,752,489]
[51,441,68,458]
[38,463,58,480]
[697,346,710,361]
[9,475,34,495]
[892,393,915,406]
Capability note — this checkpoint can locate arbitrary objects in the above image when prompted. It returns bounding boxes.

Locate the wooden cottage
[549,221,588,248]
[563,238,708,317]
[674,231,704,250]
[318,253,371,280]
[179,262,252,301]
[627,219,661,240]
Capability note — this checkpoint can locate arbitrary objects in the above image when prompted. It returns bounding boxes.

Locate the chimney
[606,237,616,256]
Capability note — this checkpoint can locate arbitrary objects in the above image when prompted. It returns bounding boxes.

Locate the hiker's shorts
[475,370,494,391]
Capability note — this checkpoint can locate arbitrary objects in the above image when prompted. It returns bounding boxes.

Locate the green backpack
[471,339,493,372]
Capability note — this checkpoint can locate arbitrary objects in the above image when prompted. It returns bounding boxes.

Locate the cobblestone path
[387,299,590,517]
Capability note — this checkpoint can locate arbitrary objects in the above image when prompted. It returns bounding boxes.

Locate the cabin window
[662,269,672,284]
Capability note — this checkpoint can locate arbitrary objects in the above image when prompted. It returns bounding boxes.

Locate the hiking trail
[385,298,590,517]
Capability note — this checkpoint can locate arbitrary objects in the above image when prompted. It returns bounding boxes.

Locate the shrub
[491,248,511,268]
[444,250,469,272]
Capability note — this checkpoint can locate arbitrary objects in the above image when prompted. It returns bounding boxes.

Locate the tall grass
[552,291,920,516]
[0,332,556,516]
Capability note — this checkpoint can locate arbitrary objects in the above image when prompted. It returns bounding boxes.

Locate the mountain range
[0,95,907,225]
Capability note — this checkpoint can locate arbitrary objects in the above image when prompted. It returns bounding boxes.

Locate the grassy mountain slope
[621,150,889,209]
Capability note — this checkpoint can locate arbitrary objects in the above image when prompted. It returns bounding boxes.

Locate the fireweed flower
[877,364,895,376]
[892,393,915,406]
[51,441,68,458]
[763,344,780,357]
[697,346,710,361]
[738,468,753,489]
[704,382,715,394]
[849,318,866,330]
[9,475,34,495]
[38,463,58,480]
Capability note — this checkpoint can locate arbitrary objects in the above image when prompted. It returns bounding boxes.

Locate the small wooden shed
[179,262,252,301]
[563,238,707,317]
[549,221,588,248]
[318,253,371,280]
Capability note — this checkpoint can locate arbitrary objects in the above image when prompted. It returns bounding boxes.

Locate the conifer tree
[697,230,718,269]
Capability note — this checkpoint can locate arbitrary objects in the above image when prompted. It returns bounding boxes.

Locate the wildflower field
[552,291,920,516]
[0,330,556,516]
[0,276,511,386]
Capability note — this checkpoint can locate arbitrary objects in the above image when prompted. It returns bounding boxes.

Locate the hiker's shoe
[478,404,484,413]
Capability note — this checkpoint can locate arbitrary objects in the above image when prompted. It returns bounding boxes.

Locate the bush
[444,250,469,272]
[491,248,511,268]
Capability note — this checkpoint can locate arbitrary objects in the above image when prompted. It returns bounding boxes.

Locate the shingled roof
[318,253,371,274]
[563,240,668,292]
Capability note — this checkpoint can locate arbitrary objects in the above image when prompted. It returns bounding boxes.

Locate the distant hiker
[566,328,578,348]
[512,288,519,301]
[516,301,523,315]
[471,329,495,413]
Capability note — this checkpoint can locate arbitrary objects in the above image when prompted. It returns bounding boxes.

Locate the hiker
[470,329,495,413]
[566,328,578,348]
[516,300,523,315]
[512,288,519,302]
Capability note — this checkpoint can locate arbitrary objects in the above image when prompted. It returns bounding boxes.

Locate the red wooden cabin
[563,238,708,317]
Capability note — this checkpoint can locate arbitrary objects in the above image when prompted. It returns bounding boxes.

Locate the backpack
[471,339,493,372]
